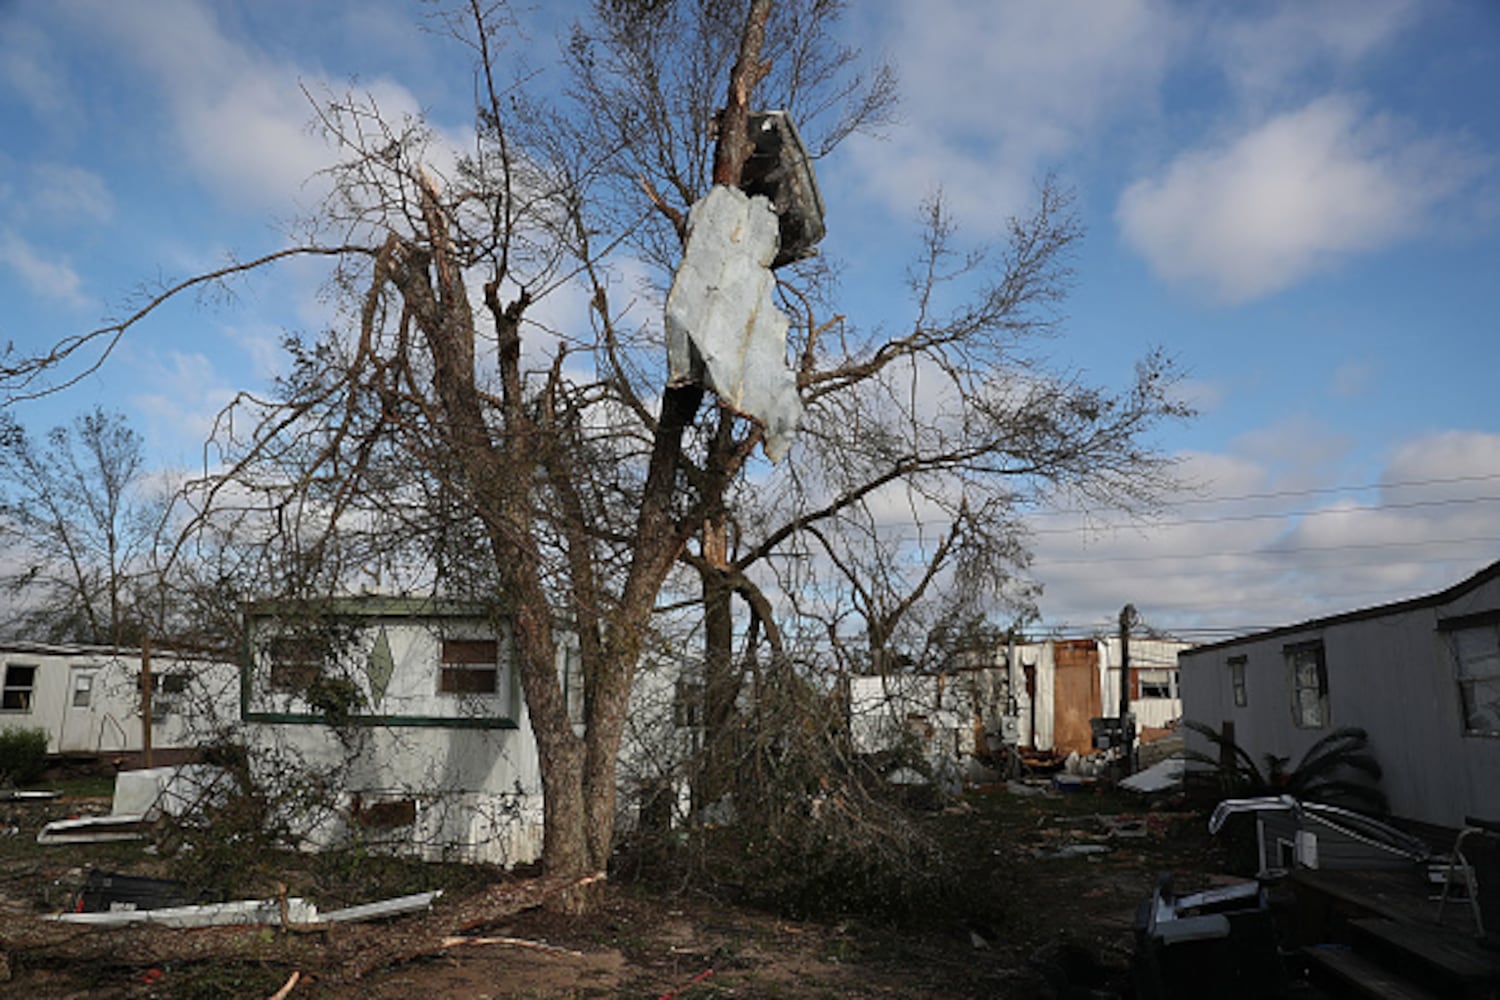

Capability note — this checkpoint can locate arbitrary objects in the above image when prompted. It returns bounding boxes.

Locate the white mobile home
[847,635,1193,766]
[241,597,583,867]
[1014,637,1191,756]
[0,642,238,758]
[1178,560,1500,831]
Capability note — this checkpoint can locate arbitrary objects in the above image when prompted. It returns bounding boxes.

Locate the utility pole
[1118,605,1136,776]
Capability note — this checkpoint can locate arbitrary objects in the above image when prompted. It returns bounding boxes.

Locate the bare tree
[0,408,164,645]
[1,0,1186,913]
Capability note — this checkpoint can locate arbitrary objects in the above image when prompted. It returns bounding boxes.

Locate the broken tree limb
[436,935,585,958]
[267,969,300,1000]
[336,871,607,981]
[0,920,330,968]
[712,0,772,186]
[639,176,687,242]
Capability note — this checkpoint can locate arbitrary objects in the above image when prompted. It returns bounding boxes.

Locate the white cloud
[128,349,239,463]
[1231,415,1355,483]
[54,0,443,216]
[26,164,115,226]
[1116,96,1473,303]
[1024,428,1500,636]
[0,231,88,306]
[1382,430,1500,505]
[845,0,1175,228]
[1210,0,1418,106]
[0,16,75,122]
[1330,359,1377,399]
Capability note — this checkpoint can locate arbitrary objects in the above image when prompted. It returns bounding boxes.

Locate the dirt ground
[0,771,1228,999]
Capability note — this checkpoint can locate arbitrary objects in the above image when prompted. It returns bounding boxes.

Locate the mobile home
[1178,560,1500,830]
[0,642,237,758]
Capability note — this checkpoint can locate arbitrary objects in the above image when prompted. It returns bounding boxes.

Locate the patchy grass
[49,773,119,799]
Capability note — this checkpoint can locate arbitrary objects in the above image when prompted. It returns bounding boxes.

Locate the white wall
[850,670,994,758]
[243,722,545,865]
[1099,636,1189,731]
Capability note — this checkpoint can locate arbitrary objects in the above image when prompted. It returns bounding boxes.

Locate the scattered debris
[1039,844,1112,860]
[49,896,319,928]
[657,967,714,1000]
[36,812,155,844]
[49,888,442,928]
[1133,875,1283,1000]
[885,766,928,786]
[111,763,229,817]
[1119,756,1185,795]
[321,890,444,923]
[739,110,825,268]
[1004,779,1051,797]
[75,870,209,913]
[36,765,229,846]
[1099,815,1150,839]
[1051,773,1096,794]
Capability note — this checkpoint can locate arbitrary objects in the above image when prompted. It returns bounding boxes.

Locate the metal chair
[1437,815,1500,939]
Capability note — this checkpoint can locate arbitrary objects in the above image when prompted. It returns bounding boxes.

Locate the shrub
[1181,720,1388,814]
[0,727,50,786]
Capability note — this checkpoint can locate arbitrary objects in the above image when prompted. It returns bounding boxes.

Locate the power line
[831,489,1500,544]
[1031,535,1500,568]
[1023,471,1500,518]
[1036,573,1476,637]
[1026,493,1500,537]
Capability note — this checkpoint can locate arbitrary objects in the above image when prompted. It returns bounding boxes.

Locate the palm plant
[1181,720,1388,815]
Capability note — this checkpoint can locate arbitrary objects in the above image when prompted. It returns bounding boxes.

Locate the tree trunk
[697,526,737,815]
[418,0,774,915]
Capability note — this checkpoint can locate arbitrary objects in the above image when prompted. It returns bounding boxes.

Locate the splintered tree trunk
[690,0,773,818]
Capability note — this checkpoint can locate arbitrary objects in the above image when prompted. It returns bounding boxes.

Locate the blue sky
[2,0,1498,640]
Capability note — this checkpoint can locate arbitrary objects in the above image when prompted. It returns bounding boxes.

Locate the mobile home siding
[1179,563,1500,830]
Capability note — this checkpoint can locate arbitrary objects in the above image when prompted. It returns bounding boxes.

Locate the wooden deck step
[1300,945,1441,1000]
[1349,916,1500,988]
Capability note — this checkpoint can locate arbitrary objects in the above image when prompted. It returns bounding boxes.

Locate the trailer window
[1445,624,1500,736]
[1138,669,1176,700]
[1229,656,1247,707]
[439,639,499,695]
[1285,642,1327,729]
[267,637,323,691]
[71,671,94,708]
[2,664,36,712]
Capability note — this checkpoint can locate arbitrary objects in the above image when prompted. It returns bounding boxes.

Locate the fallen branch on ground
[437,936,585,957]
[267,969,300,1000]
